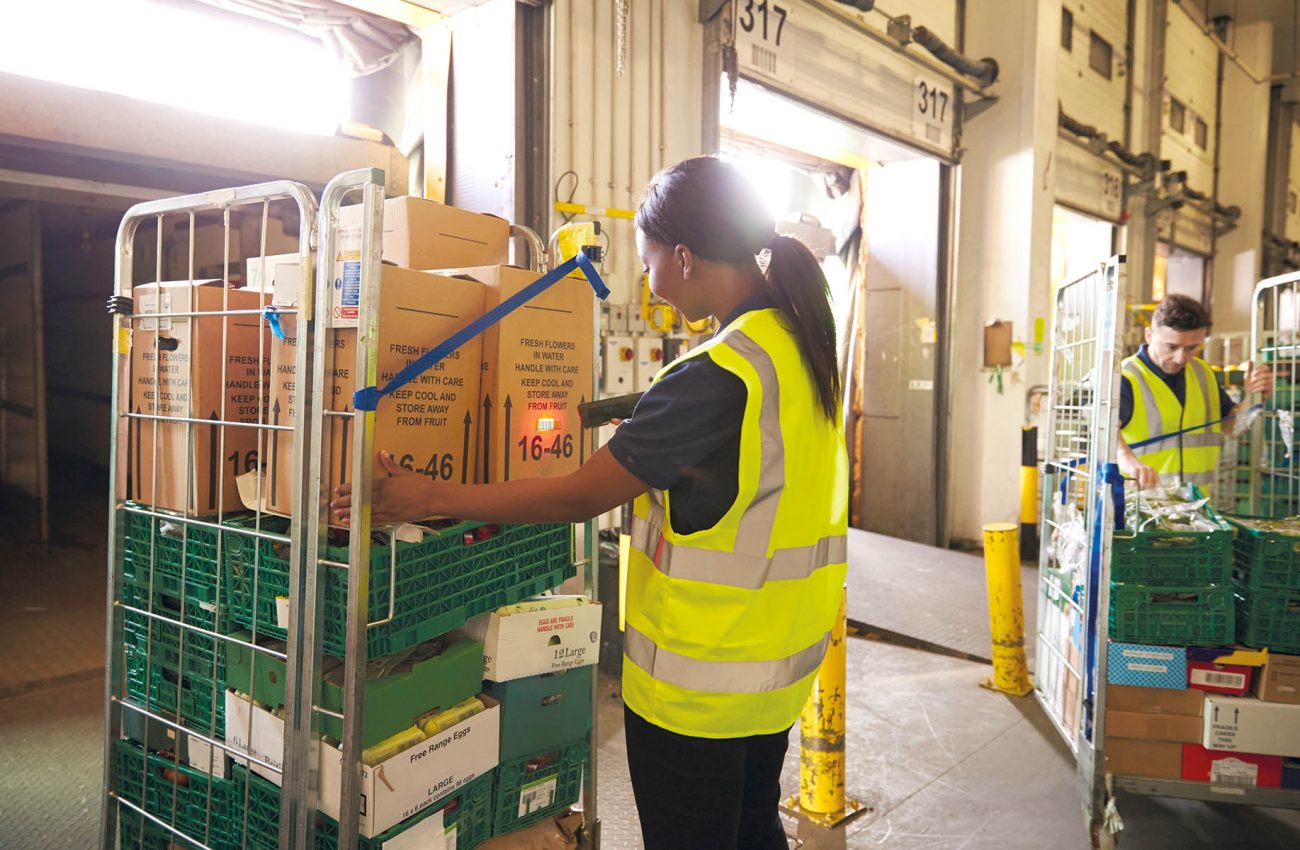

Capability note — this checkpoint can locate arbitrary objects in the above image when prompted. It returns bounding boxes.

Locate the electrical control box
[605,303,629,334]
[602,334,636,394]
[634,336,665,392]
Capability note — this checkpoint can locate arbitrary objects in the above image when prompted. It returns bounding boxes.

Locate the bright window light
[0,0,350,135]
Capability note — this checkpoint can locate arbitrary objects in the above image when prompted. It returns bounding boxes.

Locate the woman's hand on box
[331,451,435,526]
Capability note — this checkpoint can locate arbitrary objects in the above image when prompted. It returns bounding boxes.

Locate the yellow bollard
[981,523,1033,695]
[787,589,862,827]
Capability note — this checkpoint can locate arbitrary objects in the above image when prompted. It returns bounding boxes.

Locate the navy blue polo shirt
[607,297,776,535]
[1119,344,1236,429]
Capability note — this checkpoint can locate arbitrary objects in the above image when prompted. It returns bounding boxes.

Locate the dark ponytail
[636,156,841,421]
[764,235,841,420]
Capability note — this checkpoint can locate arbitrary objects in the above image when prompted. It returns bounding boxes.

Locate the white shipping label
[137,292,173,331]
[912,74,955,151]
[383,809,443,850]
[186,735,228,779]
[734,0,795,84]
[1191,669,1246,690]
[275,596,290,630]
[1210,758,1259,787]
[444,825,457,850]
[517,775,557,818]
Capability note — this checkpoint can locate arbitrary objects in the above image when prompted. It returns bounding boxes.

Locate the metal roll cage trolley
[100,169,604,850]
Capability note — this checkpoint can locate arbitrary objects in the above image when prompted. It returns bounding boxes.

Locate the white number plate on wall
[735,0,795,84]
[912,74,954,150]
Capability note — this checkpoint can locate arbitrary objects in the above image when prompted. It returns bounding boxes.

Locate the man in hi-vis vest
[1119,294,1272,492]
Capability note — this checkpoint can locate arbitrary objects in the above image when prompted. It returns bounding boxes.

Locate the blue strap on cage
[1102,462,1124,530]
[352,251,610,412]
[1126,405,1261,451]
[262,304,287,340]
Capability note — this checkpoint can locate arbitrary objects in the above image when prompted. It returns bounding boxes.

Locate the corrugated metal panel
[550,0,704,305]
[1058,0,1127,140]
[1287,120,1300,242]
[1055,0,1127,222]
[732,0,959,161]
[1163,9,1218,195]
[1155,203,1214,256]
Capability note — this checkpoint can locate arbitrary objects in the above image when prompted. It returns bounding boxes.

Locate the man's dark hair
[1152,294,1211,332]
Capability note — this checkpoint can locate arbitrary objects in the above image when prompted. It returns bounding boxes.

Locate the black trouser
[623,705,791,850]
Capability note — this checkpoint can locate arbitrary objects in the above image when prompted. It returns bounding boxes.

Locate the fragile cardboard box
[1181,744,1283,787]
[1203,695,1300,756]
[338,196,509,274]
[1105,710,1203,743]
[251,267,486,517]
[1255,652,1300,705]
[1107,642,1187,689]
[1105,685,1205,716]
[127,280,270,514]
[1105,738,1182,779]
[466,597,602,682]
[440,264,595,484]
[225,690,500,838]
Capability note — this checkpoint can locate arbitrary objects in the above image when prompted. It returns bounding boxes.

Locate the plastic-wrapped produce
[1125,481,1221,533]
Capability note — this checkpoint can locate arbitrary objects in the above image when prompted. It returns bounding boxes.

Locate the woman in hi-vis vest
[334,156,849,850]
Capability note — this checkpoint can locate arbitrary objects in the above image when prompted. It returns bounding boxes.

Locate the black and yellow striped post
[1020,426,1039,561]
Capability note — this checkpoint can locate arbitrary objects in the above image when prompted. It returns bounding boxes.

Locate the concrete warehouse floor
[3,463,1300,849]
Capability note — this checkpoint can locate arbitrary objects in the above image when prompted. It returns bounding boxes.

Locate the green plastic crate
[1108,583,1235,646]
[1230,519,1300,593]
[226,631,483,750]
[492,737,587,836]
[123,504,224,589]
[119,808,207,850]
[125,651,226,738]
[114,739,232,850]
[224,516,573,658]
[122,580,227,685]
[1237,588,1300,654]
[1110,501,1233,585]
[230,764,494,850]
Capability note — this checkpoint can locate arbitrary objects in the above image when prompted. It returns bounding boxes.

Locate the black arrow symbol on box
[482,395,492,483]
[1213,705,1220,722]
[579,396,586,463]
[208,411,219,511]
[339,407,351,489]
[503,395,513,482]
[1234,707,1239,724]
[461,411,471,483]
[270,399,281,504]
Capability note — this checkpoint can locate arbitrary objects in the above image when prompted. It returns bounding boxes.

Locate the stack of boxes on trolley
[1104,450,1300,787]
[114,193,602,849]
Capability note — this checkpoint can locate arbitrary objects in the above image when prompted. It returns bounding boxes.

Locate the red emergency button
[620,347,634,361]
[650,348,664,362]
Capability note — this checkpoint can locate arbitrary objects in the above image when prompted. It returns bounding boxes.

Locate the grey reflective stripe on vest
[632,516,848,588]
[724,330,785,559]
[624,624,831,694]
[1123,362,1164,446]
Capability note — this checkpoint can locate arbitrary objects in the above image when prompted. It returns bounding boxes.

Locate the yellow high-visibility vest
[622,308,848,739]
[1120,354,1223,487]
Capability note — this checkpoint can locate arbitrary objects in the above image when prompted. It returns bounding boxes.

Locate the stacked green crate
[114,739,234,850]
[492,739,589,836]
[121,505,231,737]
[1109,496,1235,645]
[229,765,494,850]
[222,516,573,657]
[1232,518,1300,653]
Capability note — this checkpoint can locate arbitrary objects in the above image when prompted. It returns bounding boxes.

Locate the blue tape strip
[1127,405,1261,450]
[353,252,610,412]
[263,304,286,340]
[1102,462,1124,530]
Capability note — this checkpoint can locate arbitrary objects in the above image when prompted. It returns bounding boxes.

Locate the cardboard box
[225,690,500,838]
[485,668,593,762]
[440,265,595,484]
[1203,695,1300,756]
[1106,685,1205,716]
[127,280,270,514]
[1283,757,1300,789]
[1107,642,1187,689]
[251,267,486,517]
[1105,710,1203,743]
[338,196,509,274]
[1181,744,1283,787]
[1256,652,1300,705]
[465,597,602,682]
[1186,647,1265,696]
[1105,738,1183,779]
